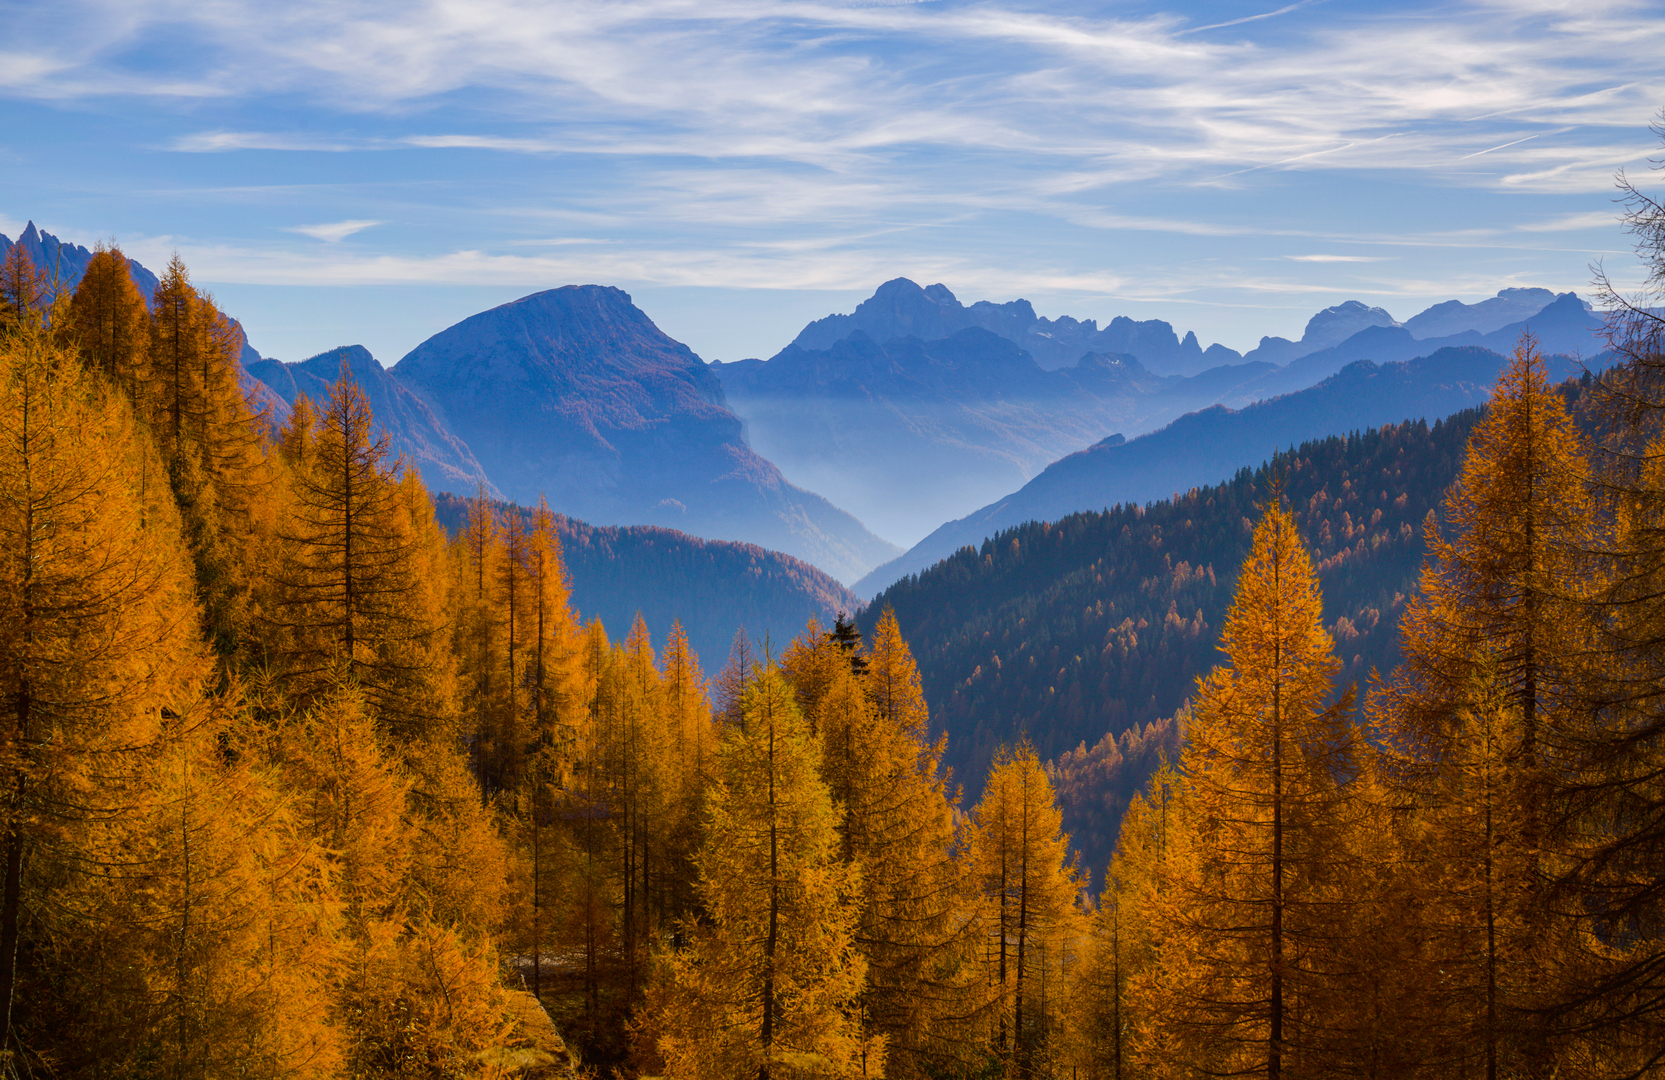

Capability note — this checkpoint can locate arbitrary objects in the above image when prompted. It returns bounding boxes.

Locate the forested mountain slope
[860,390,1599,873]
[431,492,860,665]
[857,343,1603,595]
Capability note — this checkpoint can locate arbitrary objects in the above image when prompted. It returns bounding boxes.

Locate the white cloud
[0,51,69,89]
[172,131,367,152]
[403,134,563,152]
[11,0,1662,199]
[1517,210,1626,232]
[170,132,259,153]
[9,0,1661,340]
[288,220,384,242]
[128,230,1572,307]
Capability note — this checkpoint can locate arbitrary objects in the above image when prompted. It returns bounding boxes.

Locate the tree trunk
[760,710,779,1080]
[1270,527,1284,1080]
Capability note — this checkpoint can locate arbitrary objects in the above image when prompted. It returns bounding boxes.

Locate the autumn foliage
[5,234,1665,1080]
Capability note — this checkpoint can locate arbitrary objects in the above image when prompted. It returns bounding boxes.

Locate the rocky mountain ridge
[787,277,1238,375]
[719,279,1606,554]
[387,286,900,584]
[1,221,160,297]
[248,345,498,498]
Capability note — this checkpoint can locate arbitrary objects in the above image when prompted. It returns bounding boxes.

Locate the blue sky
[3,0,1663,366]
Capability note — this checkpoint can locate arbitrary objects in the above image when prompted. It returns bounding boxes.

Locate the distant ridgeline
[431,492,860,668]
[0,221,159,296]
[863,374,1596,879]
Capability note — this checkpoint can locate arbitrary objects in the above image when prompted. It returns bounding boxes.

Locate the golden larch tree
[1370,337,1602,1078]
[1137,493,1361,1080]
[0,323,208,1057]
[652,667,873,1079]
[262,369,445,741]
[64,243,151,393]
[792,612,976,1078]
[1077,754,1186,1080]
[971,741,1082,1077]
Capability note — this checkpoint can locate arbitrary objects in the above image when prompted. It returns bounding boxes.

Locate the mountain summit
[0,221,159,297]
[788,277,1238,374]
[392,286,899,583]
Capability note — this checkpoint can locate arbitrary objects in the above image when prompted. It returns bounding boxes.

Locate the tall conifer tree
[794,612,975,1078]
[64,243,151,394]
[971,742,1082,1077]
[1553,138,1665,1073]
[1136,494,1360,1079]
[652,668,873,1079]
[1371,338,1602,1076]
[0,324,208,1058]
[262,370,441,740]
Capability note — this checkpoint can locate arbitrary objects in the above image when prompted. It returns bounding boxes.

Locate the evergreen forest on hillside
[4,191,1665,1080]
[865,382,1600,873]
[430,493,860,668]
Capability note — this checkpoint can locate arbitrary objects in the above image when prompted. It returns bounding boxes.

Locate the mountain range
[853,335,1607,597]
[385,286,898,584]
[786,277,1242,375]
[3,218,1613,602]
[718,278,1607,559]
[1216,291,1603,406]
[714,323,1173,544]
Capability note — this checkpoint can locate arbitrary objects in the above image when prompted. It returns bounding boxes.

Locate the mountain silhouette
[391,286,900,583]
[788,277,1237,375]
[1225,292,1604,404]
[714,324,1281,545]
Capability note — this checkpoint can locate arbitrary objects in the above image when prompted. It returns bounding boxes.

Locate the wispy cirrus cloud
[6,0,1660,360]
[172,131,368,153]
[1517,210,1627,232]
[288,219,384,242]
[18,0,1665,193]
[116,232,1585,314]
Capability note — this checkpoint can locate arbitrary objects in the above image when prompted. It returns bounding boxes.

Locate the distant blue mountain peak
[0,219,159,298]
[790,277,1231,376]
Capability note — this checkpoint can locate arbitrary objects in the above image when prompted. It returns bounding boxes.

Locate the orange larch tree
[1135,493,1362,1080]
